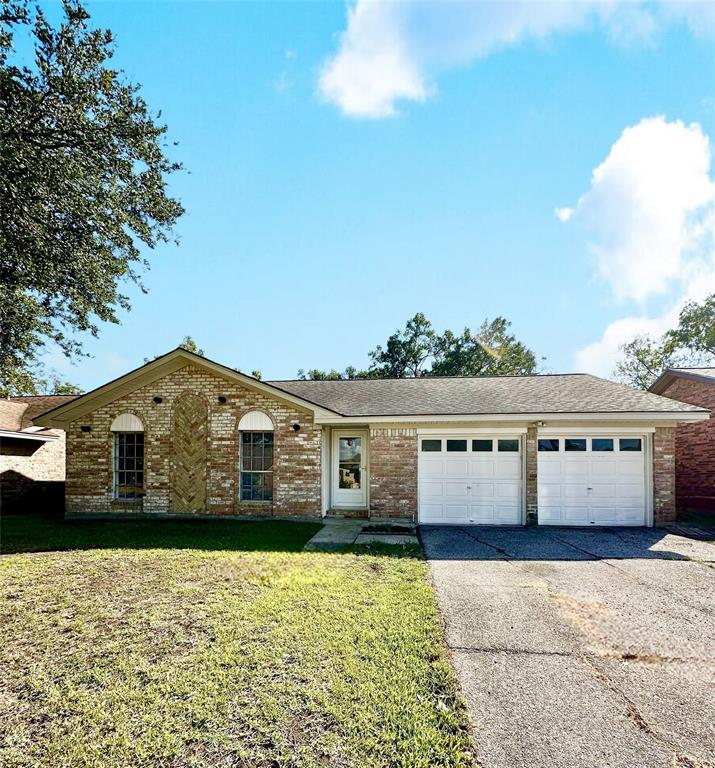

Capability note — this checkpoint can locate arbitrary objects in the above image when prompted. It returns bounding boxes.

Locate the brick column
[525,426,538,525]
[653,427,676,526]
[369,428,417,520]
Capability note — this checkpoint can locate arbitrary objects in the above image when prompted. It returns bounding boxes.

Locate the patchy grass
[0,517,475,768]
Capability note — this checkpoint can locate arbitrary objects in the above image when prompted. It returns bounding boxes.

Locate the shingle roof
[8,395,80,427]
[268,374,706,417]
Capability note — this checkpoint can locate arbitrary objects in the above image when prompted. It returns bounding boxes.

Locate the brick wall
[369,428,417,520]
[658,378,715,513]
[64,364,322,518]
[525,427,538,524]
[0,430,66,482]
[653,426,676,525]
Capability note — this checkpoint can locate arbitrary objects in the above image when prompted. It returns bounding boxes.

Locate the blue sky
[38,1,715,390]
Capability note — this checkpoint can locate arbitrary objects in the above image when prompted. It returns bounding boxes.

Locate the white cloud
[568,117,715,376]
[563,117,715,302]
[555,206,574,223]
[319,1,715,119]
[319,2,427,118]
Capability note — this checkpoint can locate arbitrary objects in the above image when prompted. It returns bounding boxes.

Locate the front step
[325,508,369,519]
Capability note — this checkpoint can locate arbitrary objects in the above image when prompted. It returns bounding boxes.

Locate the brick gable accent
[656,377,715,513]
[64,364,322,518]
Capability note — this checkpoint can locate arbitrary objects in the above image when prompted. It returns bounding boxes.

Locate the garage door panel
[420,458,446,477]
[446,481,469,497]
[445,459,469,476]
[495,460,521,479]
[445,504,468,521]
[469,503,521,524]
[419,504,445,523]
[420,480,445,498]
[563,461,589,478]
[418,435,523,525]
[537,435,646,526]
[471,482,495,498]
[468,460,495,477]
[496,483,520,499]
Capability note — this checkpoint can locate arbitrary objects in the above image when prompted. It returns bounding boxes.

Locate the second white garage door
[418,435,523,524]
[537,435,647,526]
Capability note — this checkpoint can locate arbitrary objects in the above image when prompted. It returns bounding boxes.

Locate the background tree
[431,317,538,376]
[614,294,715,389]
[178,336,204,356]
[369,313,436,377]
[299,313,539,379]
[0,1,183,395]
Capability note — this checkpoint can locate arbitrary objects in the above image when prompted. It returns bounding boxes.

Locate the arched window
[111,413,144,500]
[238,411,274,502]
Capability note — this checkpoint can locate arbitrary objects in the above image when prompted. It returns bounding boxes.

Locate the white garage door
[418,435,523,524]
[537,436,647,526]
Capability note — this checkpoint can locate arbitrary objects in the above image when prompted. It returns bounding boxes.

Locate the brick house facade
[1,395,77,513]
[649,369,715,514]
[35,348,708,526]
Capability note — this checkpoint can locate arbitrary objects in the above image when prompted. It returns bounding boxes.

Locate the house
[1,395,79,513]
[649,367,715,515]
[34,348,709,527]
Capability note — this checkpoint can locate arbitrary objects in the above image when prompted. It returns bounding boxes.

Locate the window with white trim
[111,414,145,500]
[240,431,274,501]
[238,410,274,502]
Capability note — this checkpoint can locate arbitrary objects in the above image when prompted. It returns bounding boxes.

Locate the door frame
[331,429,369,509]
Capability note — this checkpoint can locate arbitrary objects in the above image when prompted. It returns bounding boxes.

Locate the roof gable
[34,348,340,427]
[649,367,715,395]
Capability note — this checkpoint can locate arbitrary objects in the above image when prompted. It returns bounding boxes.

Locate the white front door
[332,430,368,508]
[537,435,647,526]
[418,435,523,524]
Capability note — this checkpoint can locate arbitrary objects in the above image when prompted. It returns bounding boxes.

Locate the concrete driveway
[421,526,715,768]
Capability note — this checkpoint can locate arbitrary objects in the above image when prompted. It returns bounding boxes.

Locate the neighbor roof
[268,374,706,417]
[649,367,715,395]
[0,395,77,441]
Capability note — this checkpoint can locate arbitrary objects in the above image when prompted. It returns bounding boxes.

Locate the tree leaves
[0,0,184,394]
[299,313,540,380]
[615,294,715,389]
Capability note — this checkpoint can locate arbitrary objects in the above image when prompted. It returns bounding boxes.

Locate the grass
[0,515,476,768]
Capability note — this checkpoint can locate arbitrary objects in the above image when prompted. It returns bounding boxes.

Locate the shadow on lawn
[0,514,322,555]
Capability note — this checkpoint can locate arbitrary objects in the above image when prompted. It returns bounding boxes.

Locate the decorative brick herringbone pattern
[171,393,208,512]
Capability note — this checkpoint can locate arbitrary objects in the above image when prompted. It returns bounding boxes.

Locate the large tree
[0,0,183,394]
[615,294,715,389]
[299,313,539,379]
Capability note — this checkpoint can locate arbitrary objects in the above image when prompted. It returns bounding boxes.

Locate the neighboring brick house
[36,348,708,527]
[0,395,79,512]
[649,368,715,514]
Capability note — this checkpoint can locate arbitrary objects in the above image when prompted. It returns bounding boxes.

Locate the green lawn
[0,515,476,768]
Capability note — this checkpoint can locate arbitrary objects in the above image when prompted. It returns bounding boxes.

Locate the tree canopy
[0,0,183,395]
[299,313,539,380]
[614,294,715,389]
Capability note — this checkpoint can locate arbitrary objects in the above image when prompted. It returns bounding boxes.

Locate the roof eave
[315,410,710,425]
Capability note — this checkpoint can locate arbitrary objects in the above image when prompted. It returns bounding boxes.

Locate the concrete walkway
[304,519,364,551]
[422,526,715,768]
[304,519,419,551]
